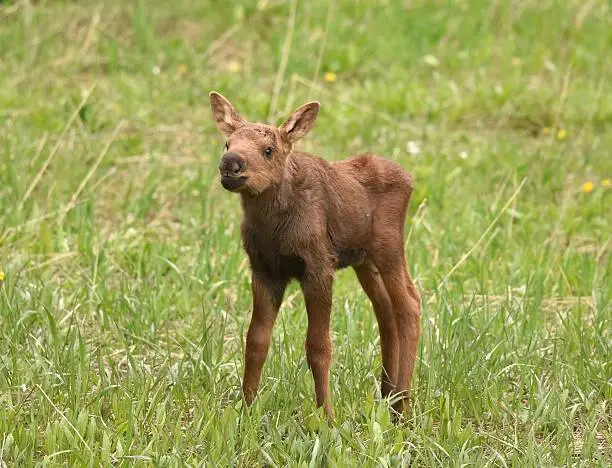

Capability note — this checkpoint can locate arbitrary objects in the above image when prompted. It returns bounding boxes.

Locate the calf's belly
[334,247,368,269]
[328,183,373,269]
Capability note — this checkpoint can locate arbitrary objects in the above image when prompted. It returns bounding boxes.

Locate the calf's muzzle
[219,152,246,177]
[219,152,248,191]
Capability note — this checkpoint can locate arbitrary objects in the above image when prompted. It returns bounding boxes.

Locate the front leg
[300,267,335,420]
[243,273,287,405]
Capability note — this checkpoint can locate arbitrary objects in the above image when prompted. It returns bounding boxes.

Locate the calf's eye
[263,147,273,158]
[224,142,229,150]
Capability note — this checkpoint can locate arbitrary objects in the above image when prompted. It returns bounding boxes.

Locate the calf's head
[209,91,320,194]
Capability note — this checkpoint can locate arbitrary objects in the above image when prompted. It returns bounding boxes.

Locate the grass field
[1,0,611,465]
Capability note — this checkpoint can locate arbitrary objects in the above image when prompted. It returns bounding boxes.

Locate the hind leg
[373,246,421,415]
[354,262,399,398]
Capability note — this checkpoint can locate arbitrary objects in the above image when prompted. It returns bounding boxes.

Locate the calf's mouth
[221,175,248,191]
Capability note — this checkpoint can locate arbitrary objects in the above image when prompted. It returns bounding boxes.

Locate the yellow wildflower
[228,61,241,73]
[0,271,4,282]
[582,181,594,193]
[323,72,337,82]
[557,128,567,140]
[177,64,188,76]
[542,127,551,135]
[601,178,611,188]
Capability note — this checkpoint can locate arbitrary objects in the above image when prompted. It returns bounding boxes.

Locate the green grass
[0,0,610,465]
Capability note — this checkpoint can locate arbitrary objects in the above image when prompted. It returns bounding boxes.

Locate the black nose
[219,152,246,177]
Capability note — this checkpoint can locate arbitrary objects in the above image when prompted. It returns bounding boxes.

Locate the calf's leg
[300,269,335,420]
[374,249,420,415]
[243,273,287,405]
[354,262,399,398]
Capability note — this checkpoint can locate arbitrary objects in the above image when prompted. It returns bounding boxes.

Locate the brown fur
[210,91,421,419]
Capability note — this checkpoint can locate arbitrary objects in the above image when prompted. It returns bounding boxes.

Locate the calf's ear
[279,102,320,144]
[209,91,246,137]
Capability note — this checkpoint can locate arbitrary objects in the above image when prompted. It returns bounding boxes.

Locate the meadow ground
[0,0,611,465]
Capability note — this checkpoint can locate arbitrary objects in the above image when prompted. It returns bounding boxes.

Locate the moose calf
[209,91,420,419]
